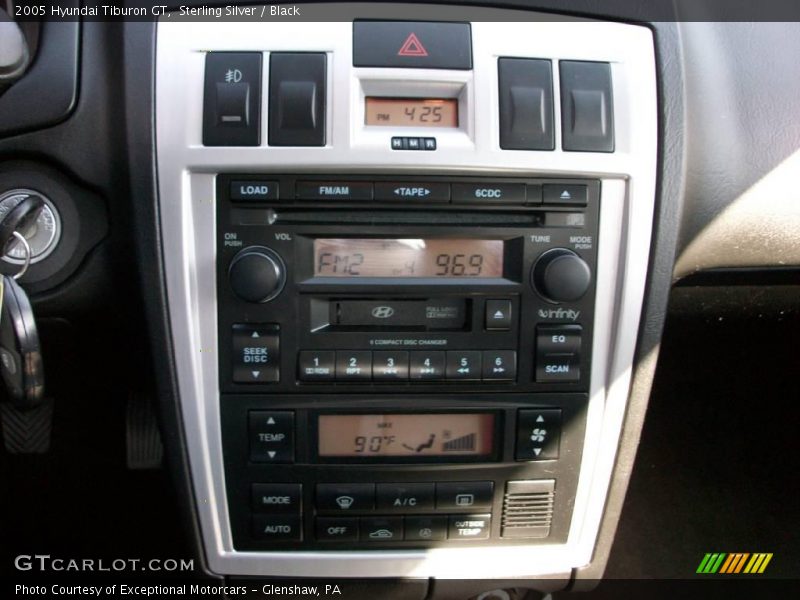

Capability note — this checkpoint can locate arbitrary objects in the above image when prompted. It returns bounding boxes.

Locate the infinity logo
[371,306,395,319]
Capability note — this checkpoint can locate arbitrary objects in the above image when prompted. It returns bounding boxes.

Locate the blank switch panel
[498,58,554,151]
[269,53,326,147]
[559,61,614,152]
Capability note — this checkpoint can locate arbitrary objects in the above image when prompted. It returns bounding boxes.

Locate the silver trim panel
[156,5,658,579]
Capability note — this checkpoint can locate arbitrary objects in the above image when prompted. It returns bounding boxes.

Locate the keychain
[0,229,45,408]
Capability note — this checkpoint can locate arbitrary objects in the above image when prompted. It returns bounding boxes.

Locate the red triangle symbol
[397,33,428,57]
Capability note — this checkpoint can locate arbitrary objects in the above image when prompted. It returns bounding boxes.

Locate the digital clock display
[365,97,458,128]
[313,238,504,278]
[317,413,495,458]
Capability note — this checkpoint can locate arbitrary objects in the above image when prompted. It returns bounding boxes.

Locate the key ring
[8,231,32,280]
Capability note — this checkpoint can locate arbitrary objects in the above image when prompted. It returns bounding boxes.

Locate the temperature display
[365,98,458,128]
[317,413,495,458]
[313,238,504,278]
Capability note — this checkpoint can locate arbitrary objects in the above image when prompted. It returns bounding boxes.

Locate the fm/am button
[296,181,373,201]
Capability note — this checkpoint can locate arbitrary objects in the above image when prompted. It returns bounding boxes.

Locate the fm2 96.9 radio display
[313,238,504,278]
[365,97,458,128]
[317,413,495,458]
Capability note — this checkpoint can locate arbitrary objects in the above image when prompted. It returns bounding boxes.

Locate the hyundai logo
[371,306,395,319]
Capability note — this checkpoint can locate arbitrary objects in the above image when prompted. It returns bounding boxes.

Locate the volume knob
[228,247,286,303]
[531,248,591,303]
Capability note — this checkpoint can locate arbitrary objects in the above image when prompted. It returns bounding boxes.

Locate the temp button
[248,411,294,463]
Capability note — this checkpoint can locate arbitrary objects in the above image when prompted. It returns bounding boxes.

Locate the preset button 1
[298,350,335,381]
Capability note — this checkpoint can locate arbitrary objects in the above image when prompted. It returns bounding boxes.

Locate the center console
[155,4,657,580]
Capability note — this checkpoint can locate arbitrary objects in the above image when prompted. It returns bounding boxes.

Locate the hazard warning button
[353,21,472,70]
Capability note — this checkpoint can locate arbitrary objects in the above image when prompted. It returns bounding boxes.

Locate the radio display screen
[365,98,458,128]
[313,238,504,278]
[317,413,495,458]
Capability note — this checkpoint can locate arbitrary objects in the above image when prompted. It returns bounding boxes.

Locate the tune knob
[228,247,286,303]
[531,248,591,303]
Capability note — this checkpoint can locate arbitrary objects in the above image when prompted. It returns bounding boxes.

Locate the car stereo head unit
[215,173,598,550]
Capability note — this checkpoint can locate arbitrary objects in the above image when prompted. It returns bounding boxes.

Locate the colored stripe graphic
[744,553,773,574]
[699,552,773,574]
[697,553,727,573]
[720,553,750,573]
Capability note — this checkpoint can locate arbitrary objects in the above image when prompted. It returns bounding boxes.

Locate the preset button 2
[335,351,372,381]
